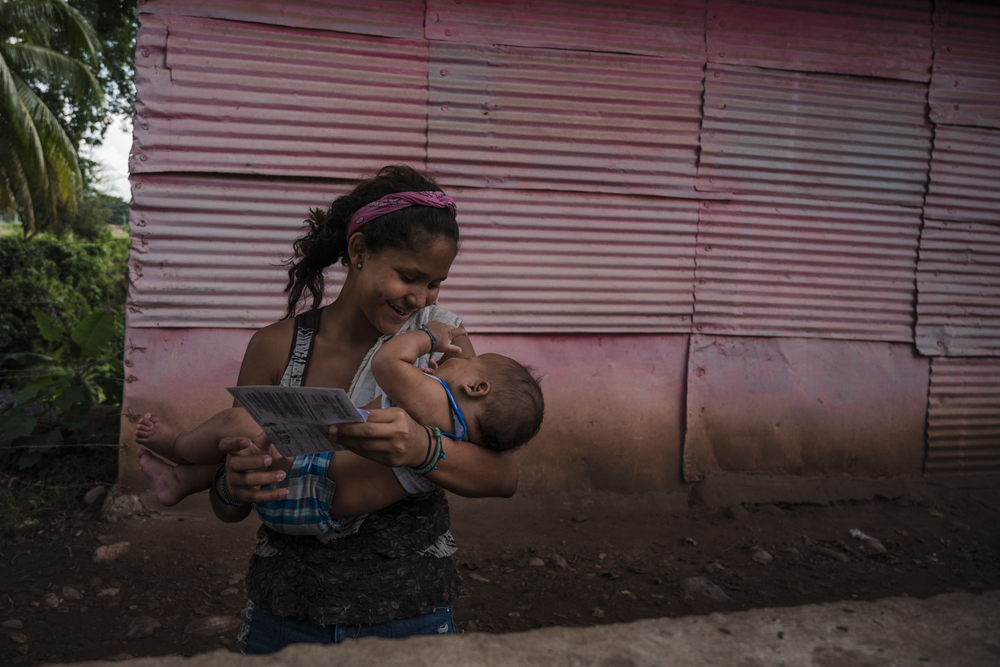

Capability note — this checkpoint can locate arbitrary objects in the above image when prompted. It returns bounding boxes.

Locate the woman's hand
[218,433,288,504]
[332,407,427,468]
[334,408,519,498]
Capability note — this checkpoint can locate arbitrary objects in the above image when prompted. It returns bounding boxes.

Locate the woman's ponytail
[283,206,349,319]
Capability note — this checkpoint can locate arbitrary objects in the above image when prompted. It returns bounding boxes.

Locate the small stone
[184,615,242,636]
[93,542,131,564]
[97,588,121,597]
[722,505,748,520]
[814,546,850,563]
[9,631,28,644]
[83,486,107,507]
[56,606,69,613]
[2,619,23,629]
[62,587,83,600]
[465,620,478,632]
[467,573,491,584]
[591,607,605,618]
[42,593,60,609]
[550,554,569,569]
[126,616,161,641]
[598,553,606,560]
[753,549,774,565]
[527,557,545,567]
[97,535,118,546]
[679,576,732,602]
[500,553,513,563]
[101,489,146,523]
[89,578,103,588]
[219,587,238,596]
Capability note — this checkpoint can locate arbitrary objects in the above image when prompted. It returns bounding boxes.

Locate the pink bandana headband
[346,191,457,239]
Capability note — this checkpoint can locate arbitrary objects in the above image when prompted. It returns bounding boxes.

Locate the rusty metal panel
[697,65,933,206]
[128,174,341,328]
[132,14,428,178]
[136,0,425,39]
[437,188,699,333]
[915,219,1000,357]
[925,357,1000,474]
[427,41,705,198]
[929,0,1000,129]
[683,335,929,482]
[425,0,705,59]
[694,196,921,342]
[923,125,1000,226]
[707,0,932,82]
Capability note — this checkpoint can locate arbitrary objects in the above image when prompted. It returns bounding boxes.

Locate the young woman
[202,165,515,653]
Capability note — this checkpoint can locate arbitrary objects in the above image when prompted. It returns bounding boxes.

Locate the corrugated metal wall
[127,0,1000,489]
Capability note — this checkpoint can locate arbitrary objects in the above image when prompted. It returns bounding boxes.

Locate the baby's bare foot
[137,448,186,507]
[135,413,181,461]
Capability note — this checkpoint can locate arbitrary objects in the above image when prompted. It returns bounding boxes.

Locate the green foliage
[0,308,122,470]
[1,0,104,235]
[36,188,128,238]
[0,233,128,360]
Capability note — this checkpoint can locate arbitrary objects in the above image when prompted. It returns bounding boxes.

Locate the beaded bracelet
[419,324,436,355]
[408,426,446,475]
[213,463,249,507]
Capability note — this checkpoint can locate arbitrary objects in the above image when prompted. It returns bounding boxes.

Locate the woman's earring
[357,263,362,270]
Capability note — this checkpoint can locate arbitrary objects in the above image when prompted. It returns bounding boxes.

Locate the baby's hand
[424,321,466,356]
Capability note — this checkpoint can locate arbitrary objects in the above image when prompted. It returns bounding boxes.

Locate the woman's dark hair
[284,165,460,318]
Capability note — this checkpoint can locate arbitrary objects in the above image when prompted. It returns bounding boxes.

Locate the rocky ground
[1,477,998,665]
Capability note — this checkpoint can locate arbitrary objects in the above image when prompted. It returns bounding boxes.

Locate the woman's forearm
[424,439,518,498]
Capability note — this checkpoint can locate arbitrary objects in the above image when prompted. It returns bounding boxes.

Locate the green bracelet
[408,426,445,475]
[213,463,249,507]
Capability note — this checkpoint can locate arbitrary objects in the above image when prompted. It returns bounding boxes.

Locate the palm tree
[0,0,103,237]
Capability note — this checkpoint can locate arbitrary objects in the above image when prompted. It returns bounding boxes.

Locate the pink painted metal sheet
[425,0,705,59]
[131,14,428,179]
[683,335,929,482]
[437,188,699,333]
[697,65,933,206]
[427,41,705,198]
[128,174,341,328]
[925,356,1000,474]
[915,219,1000,357]
[923,126,1000,226]
[707,0,932,82]
[929,0,1000,129]
[119,328,254,488]
[137,0,425,39]
[474,334,689,492]
[693,196,921,342]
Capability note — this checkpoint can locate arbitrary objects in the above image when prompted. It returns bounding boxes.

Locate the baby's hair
[478,355,544,452]
[283,165,460,318]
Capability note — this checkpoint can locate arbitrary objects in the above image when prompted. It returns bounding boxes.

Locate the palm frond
[1,42,103,103]
[0,1,101,67]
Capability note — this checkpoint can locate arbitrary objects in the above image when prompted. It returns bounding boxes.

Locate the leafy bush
[1,309,123,469]
[0,233,128,364]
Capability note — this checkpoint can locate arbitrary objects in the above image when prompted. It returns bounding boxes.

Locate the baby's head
[435,353,544,452]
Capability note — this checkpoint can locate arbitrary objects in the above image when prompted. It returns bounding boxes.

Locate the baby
[135,320,544,533]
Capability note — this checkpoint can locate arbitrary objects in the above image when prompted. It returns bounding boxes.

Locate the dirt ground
[1,477,998,665]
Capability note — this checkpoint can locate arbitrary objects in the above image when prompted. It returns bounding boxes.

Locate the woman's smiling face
[356,235,457,335]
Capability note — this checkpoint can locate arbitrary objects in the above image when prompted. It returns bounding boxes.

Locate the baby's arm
[371,321,465,427]
[174,407,261,465]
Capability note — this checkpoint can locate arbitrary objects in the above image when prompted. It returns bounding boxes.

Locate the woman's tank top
[244,307,463,625]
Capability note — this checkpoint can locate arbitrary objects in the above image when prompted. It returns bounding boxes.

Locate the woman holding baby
[137,165,528,653]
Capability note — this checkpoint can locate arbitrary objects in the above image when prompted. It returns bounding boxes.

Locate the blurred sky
[82,114,132,201]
